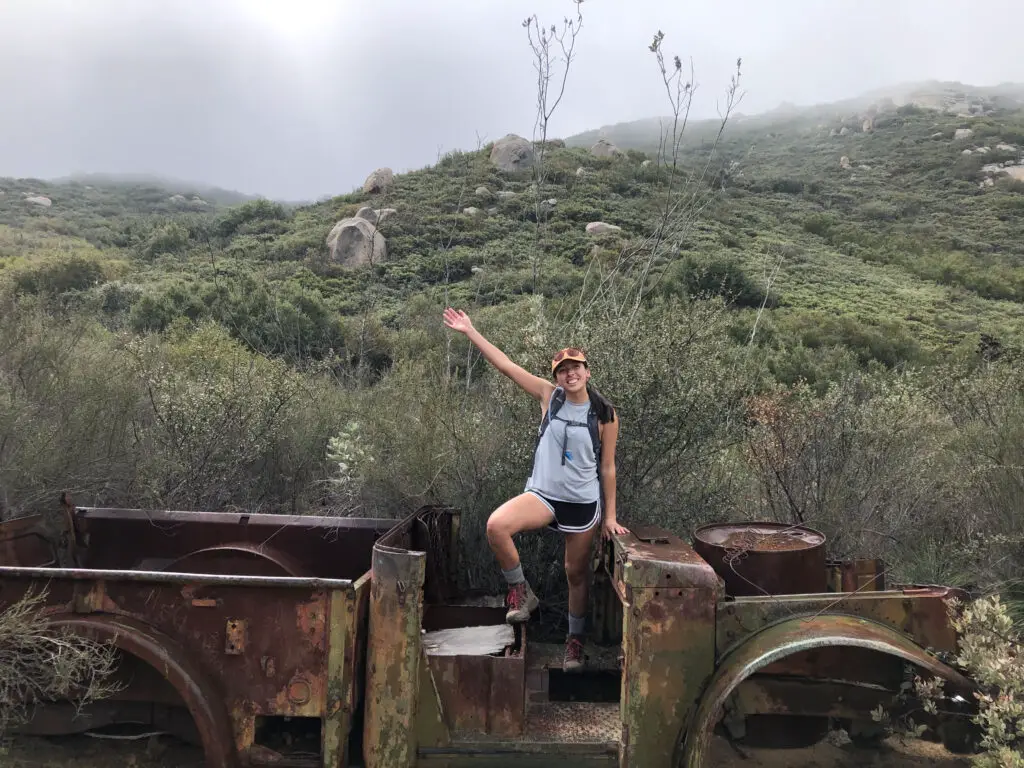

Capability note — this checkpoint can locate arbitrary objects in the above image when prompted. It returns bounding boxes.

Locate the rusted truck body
[0,503,974,767]
[0,504,397,767]
[364,512,974,767]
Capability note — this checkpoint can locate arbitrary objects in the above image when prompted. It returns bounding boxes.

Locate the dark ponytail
[586,382,616,424]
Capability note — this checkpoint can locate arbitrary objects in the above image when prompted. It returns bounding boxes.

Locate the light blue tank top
[525,394,600,504]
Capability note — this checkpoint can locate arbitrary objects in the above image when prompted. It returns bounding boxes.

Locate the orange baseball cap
[551,347,587,374]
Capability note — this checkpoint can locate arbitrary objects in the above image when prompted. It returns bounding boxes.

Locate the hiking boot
[505,581,539,623]
[564,634,585,672]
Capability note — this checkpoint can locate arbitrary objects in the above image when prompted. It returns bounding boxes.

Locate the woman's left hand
[602,518,629,540]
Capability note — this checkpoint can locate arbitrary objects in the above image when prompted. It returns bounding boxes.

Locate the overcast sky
[2,0,1023,201]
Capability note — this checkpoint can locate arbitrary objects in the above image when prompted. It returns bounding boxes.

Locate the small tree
[523,0,584,292]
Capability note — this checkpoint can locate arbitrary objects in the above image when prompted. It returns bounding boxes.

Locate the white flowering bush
[326,420,374,513]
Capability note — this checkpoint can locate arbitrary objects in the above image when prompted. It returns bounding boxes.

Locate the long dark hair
[586,382,616,424]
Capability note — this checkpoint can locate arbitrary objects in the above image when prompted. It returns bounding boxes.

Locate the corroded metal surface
[693,522,828,596]
[47,612,237,768]
[0,513,59,566]
[611,525,721,591]
[717,587,960,659]
[680,613,975,768]
[730,675,897,720]
[75,506,393,579]
[160,543,314,577]
[363,533,430,768]
[614,524,717,768]
[0,504,388,768]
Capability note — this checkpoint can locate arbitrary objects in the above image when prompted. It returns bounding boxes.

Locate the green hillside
[3,101,1024,383]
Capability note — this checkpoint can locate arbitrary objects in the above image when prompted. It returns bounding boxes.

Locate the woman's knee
[564,555,589,586]
[486,509,516,540]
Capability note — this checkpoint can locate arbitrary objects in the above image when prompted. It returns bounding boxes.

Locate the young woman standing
[443,307,628,671]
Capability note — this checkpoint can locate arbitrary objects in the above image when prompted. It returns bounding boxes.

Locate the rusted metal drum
[693,522,827,596]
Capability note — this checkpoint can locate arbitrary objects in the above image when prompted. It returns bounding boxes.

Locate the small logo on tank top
[564,450,574,462]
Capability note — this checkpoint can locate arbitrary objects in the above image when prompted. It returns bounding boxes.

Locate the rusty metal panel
[363,539,428,768]
[731,676,897,720]
[415,647,450,750]
[0,513,60,566]
[324,587,355,768]
[680,613,976,768]
[827,558,886,593]
[610,524,720,767]
[717,587,960,661]
[613,525,722,592]
[430,655,491,732]
[488,654,526,737]
[74,506,394,580]
[0,571,350,766]
[620,587,716,768]
[425,650,525,737]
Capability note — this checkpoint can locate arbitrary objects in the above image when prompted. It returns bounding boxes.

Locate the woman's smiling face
[555,360,590,393]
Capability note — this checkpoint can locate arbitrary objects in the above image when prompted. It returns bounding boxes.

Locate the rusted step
[425,702,620,765]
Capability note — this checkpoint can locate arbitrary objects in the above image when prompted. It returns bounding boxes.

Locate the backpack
[536,386,604,499]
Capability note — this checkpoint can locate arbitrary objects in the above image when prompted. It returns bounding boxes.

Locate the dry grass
[0,589,121,735]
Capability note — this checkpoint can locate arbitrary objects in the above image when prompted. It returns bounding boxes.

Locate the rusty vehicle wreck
[0,499,977,767]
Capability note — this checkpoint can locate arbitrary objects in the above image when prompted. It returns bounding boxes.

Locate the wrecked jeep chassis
[0,503,973,767]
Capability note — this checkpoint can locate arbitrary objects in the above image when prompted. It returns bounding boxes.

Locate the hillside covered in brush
[3,95,1024,386]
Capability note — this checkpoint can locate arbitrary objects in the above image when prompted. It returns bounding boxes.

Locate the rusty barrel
[693,522,827,596]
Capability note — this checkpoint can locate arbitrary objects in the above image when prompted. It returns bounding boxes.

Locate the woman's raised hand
[443,307,475,335]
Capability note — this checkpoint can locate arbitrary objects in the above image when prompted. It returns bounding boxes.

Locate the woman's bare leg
[564,524,599,620]
[486,492,555,570]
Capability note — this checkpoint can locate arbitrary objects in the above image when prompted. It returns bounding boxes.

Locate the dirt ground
[0,732,972,767]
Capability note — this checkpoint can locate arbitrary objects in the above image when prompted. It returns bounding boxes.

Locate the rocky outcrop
[586,222,621,235]
[327,217,387,266]
[362,168,395,194]
[575,167,587,177]
[462,207,480,216]
[839,156,852,170]
[640,159,653,168]
[962,149,973,155]
[996,143,1017,152]
[954,128,974,141]
[862,117,874,132]
[355,206,397,226]
[839,126,850,136]
[590,138,622,158]
[475,186,493,199]
[489,134,535,172]
[25,195,52,207]
[496,191,516,200]
[1006,167,1024,181]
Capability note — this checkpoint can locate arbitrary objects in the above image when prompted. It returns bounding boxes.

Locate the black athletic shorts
[527,491,600,534]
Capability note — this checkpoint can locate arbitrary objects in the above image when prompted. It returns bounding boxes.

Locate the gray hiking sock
[502,563,525,585]
[568,612,586,636]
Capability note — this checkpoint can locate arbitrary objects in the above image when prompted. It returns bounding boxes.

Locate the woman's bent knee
[486,512,508,540]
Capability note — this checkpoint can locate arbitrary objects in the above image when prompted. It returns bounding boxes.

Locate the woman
[443,307,628,671]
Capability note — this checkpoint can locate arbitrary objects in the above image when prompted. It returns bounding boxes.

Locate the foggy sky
[2,0,1023,201]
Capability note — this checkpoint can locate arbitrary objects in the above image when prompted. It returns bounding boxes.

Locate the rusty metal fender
[678,613,974,768]
[47,612,237,768]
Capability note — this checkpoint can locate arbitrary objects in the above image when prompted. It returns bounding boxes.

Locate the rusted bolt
[288,678,312,705]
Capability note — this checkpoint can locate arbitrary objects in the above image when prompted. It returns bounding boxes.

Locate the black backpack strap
[536,386,565,447]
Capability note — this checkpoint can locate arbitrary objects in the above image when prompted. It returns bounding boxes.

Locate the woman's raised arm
[443,308,553,402]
